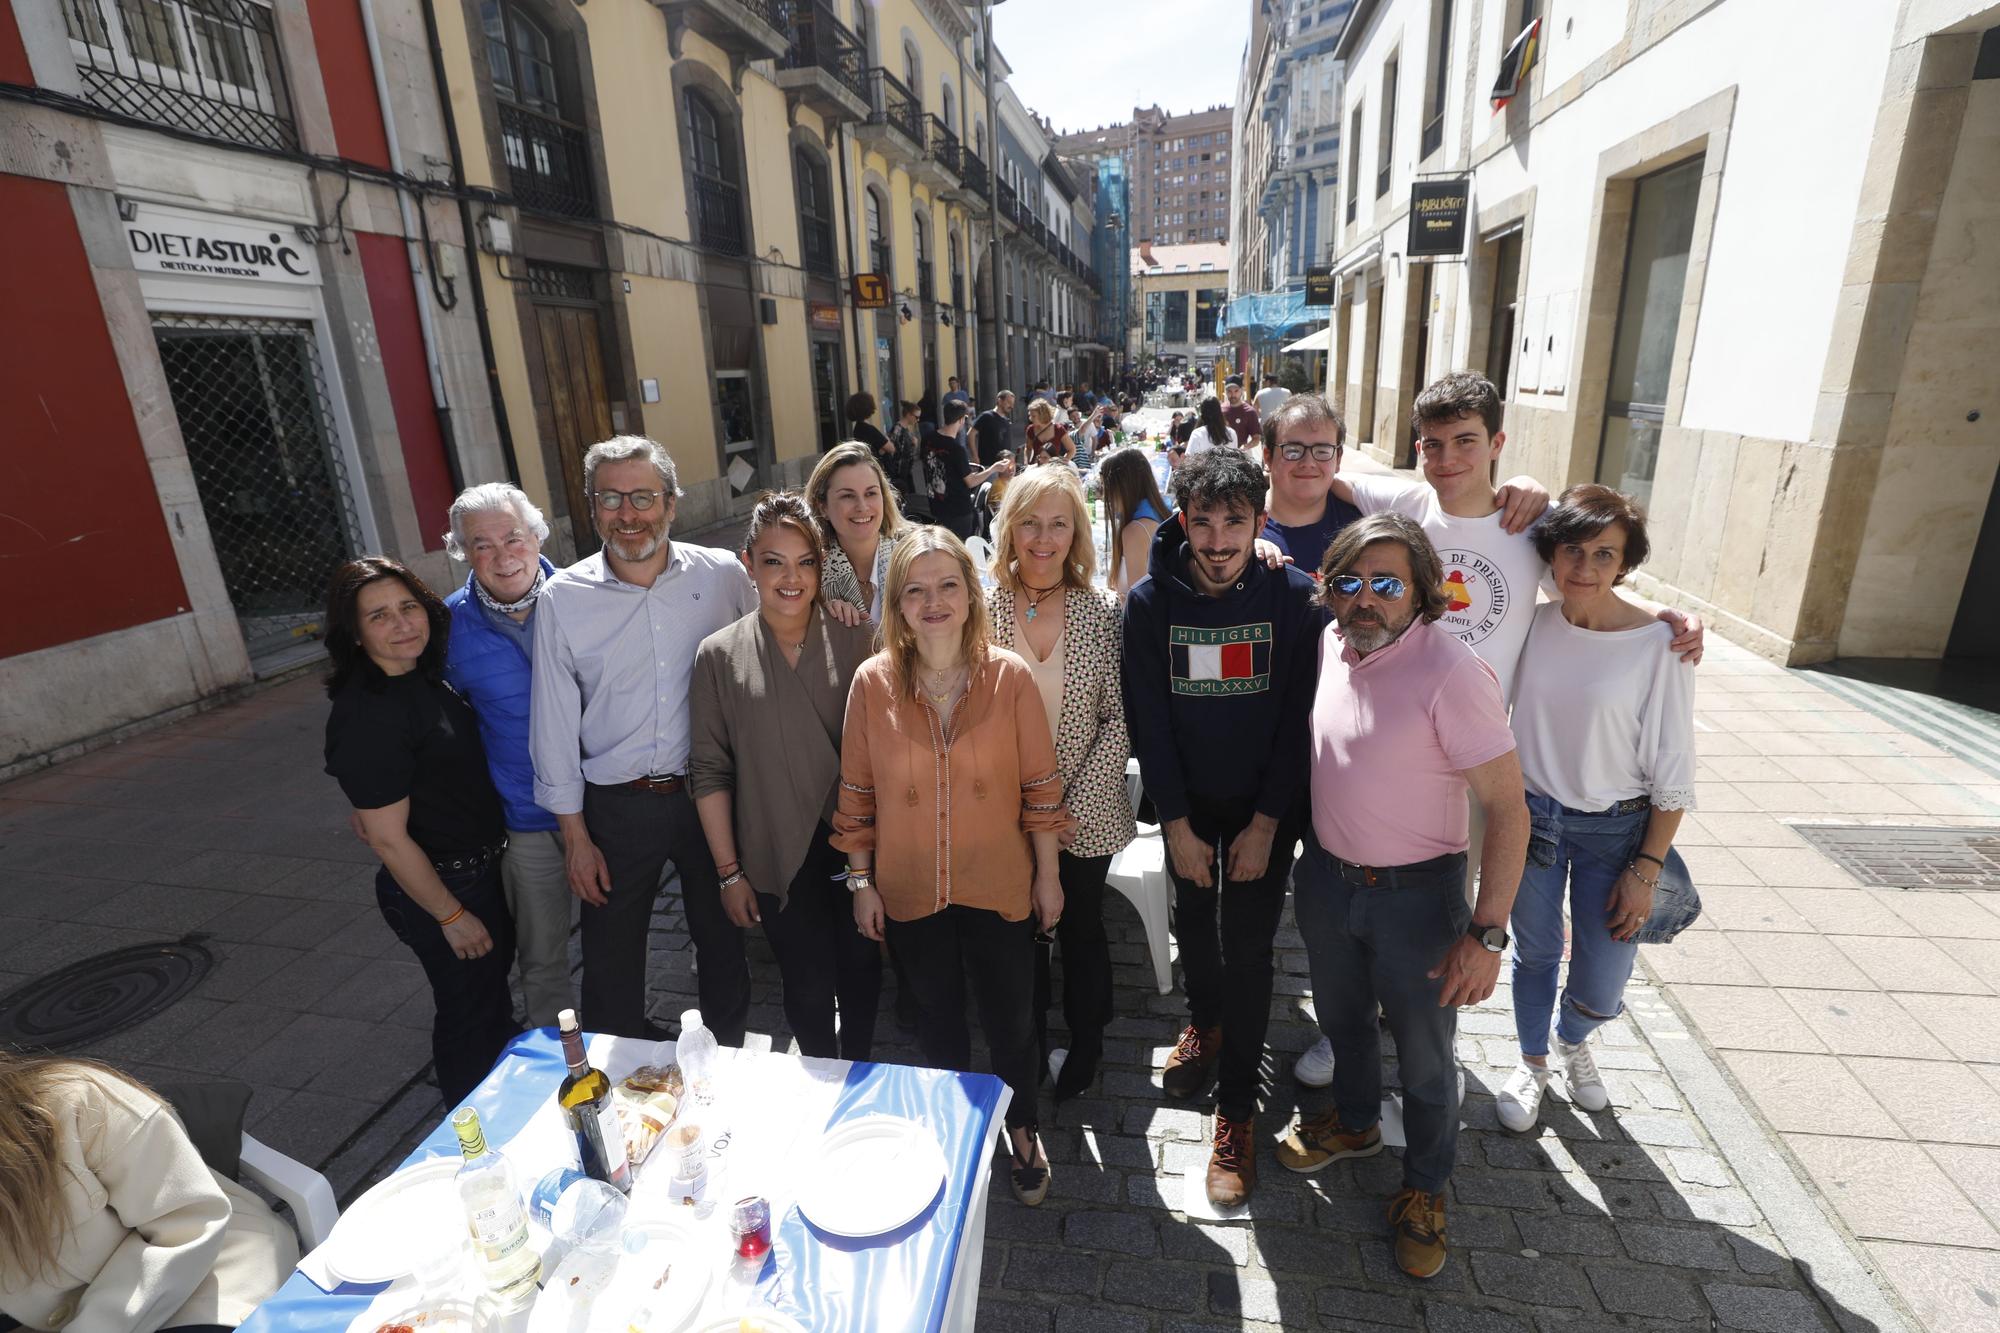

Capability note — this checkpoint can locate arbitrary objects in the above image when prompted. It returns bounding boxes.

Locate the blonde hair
[990,464,1096,595]
[880,526,991,699]
[0,1053,159,1279]
[1026,399,1055,427]
[804,442,907,548]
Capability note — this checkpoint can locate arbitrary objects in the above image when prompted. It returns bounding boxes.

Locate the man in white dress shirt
[531,436,758,1041]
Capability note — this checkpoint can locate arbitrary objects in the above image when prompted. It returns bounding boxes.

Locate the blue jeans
[1511,793,1647,1058]
[1293,835,1468,1193]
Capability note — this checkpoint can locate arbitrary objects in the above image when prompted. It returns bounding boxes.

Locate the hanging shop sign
[808,300,842,331]
[124,203,318,285]
[851,273,889,308]
[1407,179,1470,259]
[1304,265,1335,307]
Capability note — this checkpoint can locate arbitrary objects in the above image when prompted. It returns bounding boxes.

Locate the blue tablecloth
[241,1030,1007,1332]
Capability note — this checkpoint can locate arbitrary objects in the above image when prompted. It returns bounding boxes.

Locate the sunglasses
[1327,574,1408,600]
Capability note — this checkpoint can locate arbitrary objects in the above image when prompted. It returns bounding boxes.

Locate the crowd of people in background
[297,365,1710,1290]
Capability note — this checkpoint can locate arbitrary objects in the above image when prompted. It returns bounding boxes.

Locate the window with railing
[866,67,922,146]
[65,0,295,150]
[796,148,836,276]
[484,1,595,217]
[686,89,744,254]
[950,230,964,308]
[777,0,866,104]
[865,187,891,280]
[1377,57,1397,198]
[926,114,960,180]
[913,209,933,304]
[1421,0,1453,158]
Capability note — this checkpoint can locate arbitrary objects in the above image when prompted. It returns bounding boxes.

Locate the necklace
[1020,580,1064,621]
[923,662,967,708]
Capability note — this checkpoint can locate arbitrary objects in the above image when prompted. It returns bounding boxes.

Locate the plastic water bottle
[678,1008,718,1107]
[530,1167,629,1269]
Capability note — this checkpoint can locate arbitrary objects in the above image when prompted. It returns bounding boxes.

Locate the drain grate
[1789,823,2000,891]
[0,941,214,1052]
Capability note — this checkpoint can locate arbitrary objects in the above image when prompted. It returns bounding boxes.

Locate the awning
[1282,326,1332,353]
[1217,287,1318,340]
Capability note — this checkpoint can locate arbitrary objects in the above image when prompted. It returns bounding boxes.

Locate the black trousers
[1164,798,1304,1123]
[580,782,748,1044]
[885,905,1039,1131]
[1032,852,1114,1060]
[375,859,519,1106]
[759,823,882,1061]
[935,507,979,540]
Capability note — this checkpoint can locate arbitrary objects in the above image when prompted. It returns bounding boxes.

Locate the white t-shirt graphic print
[1346,474,1548,702]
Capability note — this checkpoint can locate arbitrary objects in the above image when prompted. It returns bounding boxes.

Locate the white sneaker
[1555,1034,1611,1112]
[1495,1063,1550,1132]
[1294,1035,1334,1087]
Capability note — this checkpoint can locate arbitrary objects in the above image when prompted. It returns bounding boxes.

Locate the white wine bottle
[557,1009,632,1192]
[451,1106,541,1305]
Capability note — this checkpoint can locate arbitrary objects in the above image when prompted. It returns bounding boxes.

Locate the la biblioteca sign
[1407,179,1470,259]
[125,203,319,285]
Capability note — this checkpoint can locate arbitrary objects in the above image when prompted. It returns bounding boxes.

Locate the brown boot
[1388,1187,1448,1279]
[1206,1114,1257,1208]
[1162,1024,1221,1099]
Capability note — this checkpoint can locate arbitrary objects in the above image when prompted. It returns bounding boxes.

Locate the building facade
[1055,103,1234,246]
[1131,241,1231,373]
[1327,0,2000,669]
[993,83,1101,392]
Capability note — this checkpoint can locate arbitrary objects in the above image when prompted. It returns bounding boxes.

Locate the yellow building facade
[429,0,995,553]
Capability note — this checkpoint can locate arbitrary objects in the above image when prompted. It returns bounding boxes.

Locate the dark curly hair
[1533,483,1650,584]
[1170,445,1268,518]
[323,557,450,696]
[1315,512,1449,623]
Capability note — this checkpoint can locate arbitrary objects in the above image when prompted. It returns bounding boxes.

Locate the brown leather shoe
[1388,1187,1448,1279]
[1162,1024,1222,1099]
[1274,1109,1383,1173]
[1206,1114,1257,1208]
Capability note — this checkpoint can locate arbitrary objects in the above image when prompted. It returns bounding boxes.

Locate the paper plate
[321,1157,464,1287]
[528,1213,713,1333]
[343,1291,482,1333]
[795,1115,947,1238]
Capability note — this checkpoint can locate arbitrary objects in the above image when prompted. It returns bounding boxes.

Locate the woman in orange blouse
[834,527,1070,1206]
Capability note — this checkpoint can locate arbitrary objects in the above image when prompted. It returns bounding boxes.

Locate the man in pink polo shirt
[1273,511,1529,1282]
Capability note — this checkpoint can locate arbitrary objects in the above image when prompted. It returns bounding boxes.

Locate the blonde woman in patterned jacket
[988,466,1137,1101]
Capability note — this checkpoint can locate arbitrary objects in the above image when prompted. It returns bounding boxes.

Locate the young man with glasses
[1275,512,1528,1280]
[1259,394,1361,574]
[530,436,759,1042]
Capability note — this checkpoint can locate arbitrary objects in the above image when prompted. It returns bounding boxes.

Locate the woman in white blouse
[1183,396,1237,455]
[1497,484,1696,1132]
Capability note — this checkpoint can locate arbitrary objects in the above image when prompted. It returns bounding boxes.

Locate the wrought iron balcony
[775,1,867,121]
[65,0,297,151]
[926,115,961,179]
[498,102,597,219]
[956,146,990,205]
[996,178,1020,231]
[691,172,746,256]
[857,67,923,156]
[909,111,956,189]
[654,0,786,62]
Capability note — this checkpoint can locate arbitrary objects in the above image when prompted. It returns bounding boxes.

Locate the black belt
[430,842,505,874]
[1562,796,1651,818]
[1325,848,1463,889]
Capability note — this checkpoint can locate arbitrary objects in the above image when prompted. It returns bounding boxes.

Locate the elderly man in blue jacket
[441,483,571,1028]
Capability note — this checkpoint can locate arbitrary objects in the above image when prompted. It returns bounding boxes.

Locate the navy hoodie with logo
[1122,513,1326,826]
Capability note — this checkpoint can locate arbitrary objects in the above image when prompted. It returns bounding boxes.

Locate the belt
[430,842,505,874]
[1562,795,1651,818]
[626,773,686,795]
[1325,848,1463,889]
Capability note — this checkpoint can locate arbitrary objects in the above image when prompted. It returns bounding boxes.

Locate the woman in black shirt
[322,557,518,1105]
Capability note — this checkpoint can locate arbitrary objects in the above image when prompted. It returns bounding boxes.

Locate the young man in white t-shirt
[1292,370,1704,1089]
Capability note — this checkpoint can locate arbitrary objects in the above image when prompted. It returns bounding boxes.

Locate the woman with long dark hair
[1186,395,1238,454]
[0,1051,295,1332]
[322,557,517,1105]
[1098,447,1172,602]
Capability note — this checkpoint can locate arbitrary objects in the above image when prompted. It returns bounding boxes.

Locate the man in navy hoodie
[1123,448,1324,1209]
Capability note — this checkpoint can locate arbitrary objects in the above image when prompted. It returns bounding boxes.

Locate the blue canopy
[1217,287,1324,340]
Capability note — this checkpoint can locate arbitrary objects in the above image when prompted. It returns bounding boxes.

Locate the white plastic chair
[240,1132,340,1251]
[1107,832,1173,995]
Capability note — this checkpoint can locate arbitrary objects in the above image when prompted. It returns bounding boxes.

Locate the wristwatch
[846,869,874,894]
[1468,922,1509,953]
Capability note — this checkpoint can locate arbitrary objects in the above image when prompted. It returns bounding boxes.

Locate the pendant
[1026,605,1038,621]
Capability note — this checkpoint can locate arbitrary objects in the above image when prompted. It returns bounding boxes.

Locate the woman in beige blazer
[987,466,1137,1101]
[0,1054,295,1332]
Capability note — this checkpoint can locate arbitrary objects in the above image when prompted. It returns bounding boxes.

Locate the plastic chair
[240,1132,339,1251]
[1107,832,1173,995]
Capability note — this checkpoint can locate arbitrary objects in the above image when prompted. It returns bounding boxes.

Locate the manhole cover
[1790,823,2000,891]
[0,941,213,1052]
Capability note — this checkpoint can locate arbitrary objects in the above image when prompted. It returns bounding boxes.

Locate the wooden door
[536,304,614,552]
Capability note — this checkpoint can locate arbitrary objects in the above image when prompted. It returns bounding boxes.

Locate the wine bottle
[450,1106,540,1305]
[557,1009,633,1192]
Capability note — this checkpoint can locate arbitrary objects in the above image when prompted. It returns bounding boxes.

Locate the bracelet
[436,904,466,927]
[1625,863,1659,888]
[1633,851,1665,867]
[718,871,746,890]
[716,861,741,877]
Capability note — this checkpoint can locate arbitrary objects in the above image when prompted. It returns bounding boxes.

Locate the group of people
[311,368,1703,1284]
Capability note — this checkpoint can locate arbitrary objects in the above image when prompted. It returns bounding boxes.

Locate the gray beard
[604,531,663,562]
[1341,617,1401,654]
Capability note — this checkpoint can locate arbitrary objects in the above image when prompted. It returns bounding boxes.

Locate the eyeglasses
[1327,574,1407,601]
[1278,443,1341,462]
[592,489,666,512]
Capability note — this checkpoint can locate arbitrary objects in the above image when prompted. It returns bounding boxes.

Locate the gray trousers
[502,829,574,1028]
